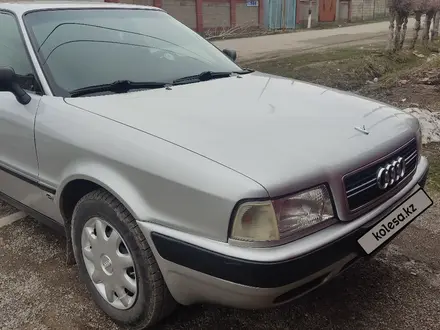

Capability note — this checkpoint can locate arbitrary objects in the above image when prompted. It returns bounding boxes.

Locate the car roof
[0,1,161,15]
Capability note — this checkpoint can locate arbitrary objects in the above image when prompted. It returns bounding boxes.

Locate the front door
[319,0,336,22]
[0,11,43,208]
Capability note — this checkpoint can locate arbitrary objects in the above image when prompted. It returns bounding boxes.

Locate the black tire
[71,188,176,329]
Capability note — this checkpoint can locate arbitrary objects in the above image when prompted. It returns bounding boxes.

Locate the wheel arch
[57,165,153,264]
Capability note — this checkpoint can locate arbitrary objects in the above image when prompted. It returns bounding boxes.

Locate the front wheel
[71,189,176,329]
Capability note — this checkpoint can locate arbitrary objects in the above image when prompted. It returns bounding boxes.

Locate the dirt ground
[1,194,440,330]
[2,46,440,330]
[244,44,440,110]
[213,19,413,62]
[205,17,389,42]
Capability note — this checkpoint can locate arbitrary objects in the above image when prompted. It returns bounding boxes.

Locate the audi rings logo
[376,157,406,190]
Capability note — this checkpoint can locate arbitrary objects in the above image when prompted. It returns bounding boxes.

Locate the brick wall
[117,0,263,32]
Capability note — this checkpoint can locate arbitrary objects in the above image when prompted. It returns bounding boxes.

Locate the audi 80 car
[0,2,433,329]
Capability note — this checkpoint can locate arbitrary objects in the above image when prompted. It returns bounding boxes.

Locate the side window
[0,12,39,92]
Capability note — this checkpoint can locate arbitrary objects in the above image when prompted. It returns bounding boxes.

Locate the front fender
[56,162,154,222]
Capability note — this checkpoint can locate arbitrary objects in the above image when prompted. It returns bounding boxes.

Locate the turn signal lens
[230,201,279,241]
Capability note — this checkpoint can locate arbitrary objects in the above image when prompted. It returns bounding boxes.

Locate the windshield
[23,8,242,96]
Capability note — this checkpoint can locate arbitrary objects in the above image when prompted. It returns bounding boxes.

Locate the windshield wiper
[173,69,254,85]
[69,80,169,97]
[70,69,255,96]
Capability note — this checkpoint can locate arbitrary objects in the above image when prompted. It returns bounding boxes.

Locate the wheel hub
[101,255,114,275]
[81,217,137,310]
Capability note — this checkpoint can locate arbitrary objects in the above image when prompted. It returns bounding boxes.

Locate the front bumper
[137,156,430,309]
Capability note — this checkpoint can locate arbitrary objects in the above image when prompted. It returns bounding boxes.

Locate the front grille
[343,139,418,212]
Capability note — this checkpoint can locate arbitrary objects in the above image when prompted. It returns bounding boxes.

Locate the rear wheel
[71,189,176,329]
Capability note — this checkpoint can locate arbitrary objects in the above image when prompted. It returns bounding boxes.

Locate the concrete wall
[203,1,230,28]
[350,0,388,21]
[236,2,258,25]
[162,0,197,29]
[374,0,388,18]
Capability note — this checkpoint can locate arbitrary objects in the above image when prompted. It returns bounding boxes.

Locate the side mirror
[0,67,31,105]
[222,49,237,62]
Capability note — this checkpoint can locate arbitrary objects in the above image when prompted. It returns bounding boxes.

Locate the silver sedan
[0,2,432,329]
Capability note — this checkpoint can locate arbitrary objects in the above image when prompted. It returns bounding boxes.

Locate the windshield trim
[21,7,180,97]
[22,6,165,16]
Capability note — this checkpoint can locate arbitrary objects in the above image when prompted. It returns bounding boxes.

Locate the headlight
[230,185,335,243]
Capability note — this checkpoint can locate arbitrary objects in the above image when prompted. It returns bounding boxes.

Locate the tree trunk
[423,11,434,47]
[399,15,408,50]
[432,11,440,41]
[387,8,396,51]
[394,13,403,51]
[411,11,422,49]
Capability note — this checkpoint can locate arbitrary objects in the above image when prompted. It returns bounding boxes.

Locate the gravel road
[1,189,439,330]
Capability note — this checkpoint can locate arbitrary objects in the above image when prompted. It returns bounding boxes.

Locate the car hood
[65,72,417,196]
